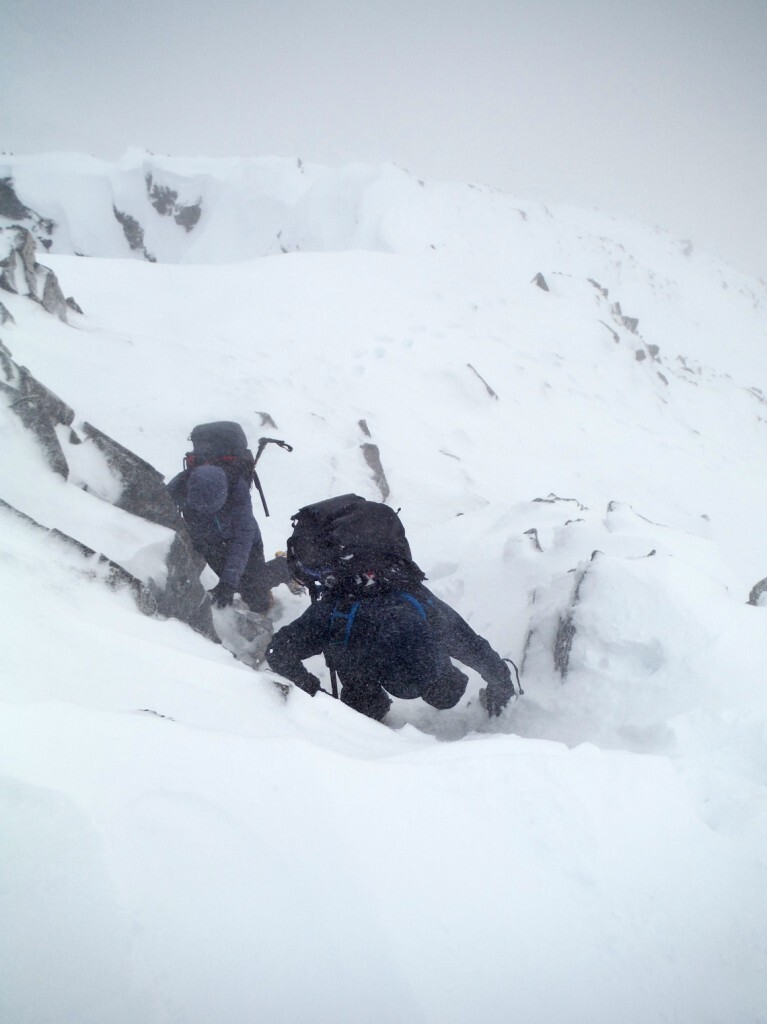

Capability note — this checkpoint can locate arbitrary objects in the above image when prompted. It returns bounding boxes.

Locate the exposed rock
[358,419,390,501]
[747,578,767,606]
[553,613,576,677]
[524,527,543,552]
[82,422,181,530]
[611,302,639,334]
[0,225,70,320]
[256,410,279,429]
[0,177,31,220]
[467,362,499,399]
[144,173,202,233]
[150,531,218,641]
[532,272,549,291]
[0,499,158,616]
[1,343,217,640]
[40,265,68,320]
[599,320,620,343]
[552,556,597,678]
[588,278,609,298]
[175,202,201,232]
[0,302,14,325]
[533,493,587,511]
[4,363,73,477]
[113,206,156,262]
[148,181,178,216]
[0,337,13,376]
[0,177,56,251]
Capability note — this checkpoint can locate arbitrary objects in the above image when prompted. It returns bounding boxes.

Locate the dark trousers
[340,663,469,721]
[204,540,292,614]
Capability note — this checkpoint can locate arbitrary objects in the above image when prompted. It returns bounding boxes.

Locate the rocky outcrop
[151,531,216,638]
[0,225,72,320]
[145,173,202,232]
[0,341,217,641]
[81,422,182,531]
[358,418,390,501]
[113,207,155,262]
[0,177,55,250]
[0,345,72,477]
[0,498,158,616]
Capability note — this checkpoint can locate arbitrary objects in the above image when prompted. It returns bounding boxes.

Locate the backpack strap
[330,601,361,650]
[398,592,428,620]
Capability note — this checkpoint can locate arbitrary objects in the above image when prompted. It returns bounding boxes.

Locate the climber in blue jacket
[167,463,283,612]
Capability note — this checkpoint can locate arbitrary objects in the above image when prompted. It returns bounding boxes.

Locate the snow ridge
[1,152,766,1024]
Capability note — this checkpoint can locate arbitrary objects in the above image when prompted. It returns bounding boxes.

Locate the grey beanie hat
[186,465,228,514]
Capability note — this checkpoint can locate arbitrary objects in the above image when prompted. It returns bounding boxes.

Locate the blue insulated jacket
[167,469,259,587]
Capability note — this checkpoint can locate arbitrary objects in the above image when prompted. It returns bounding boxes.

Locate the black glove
[209,581,236,608]
[480,667,515,717]
[297,672,322,697]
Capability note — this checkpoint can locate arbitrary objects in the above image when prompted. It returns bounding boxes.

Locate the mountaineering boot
[421,664,469,710]
[340,680,392,722]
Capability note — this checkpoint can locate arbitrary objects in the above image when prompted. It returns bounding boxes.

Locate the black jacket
[266,583,511,698]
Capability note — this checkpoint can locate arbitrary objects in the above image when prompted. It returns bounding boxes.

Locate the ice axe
[252,436,293,517]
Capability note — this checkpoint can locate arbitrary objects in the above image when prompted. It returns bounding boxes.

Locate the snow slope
[1,155,766,1024]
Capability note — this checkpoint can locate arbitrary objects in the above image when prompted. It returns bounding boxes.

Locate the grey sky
[3,0,766,278]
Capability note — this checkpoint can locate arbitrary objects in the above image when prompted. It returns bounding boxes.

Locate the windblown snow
[1,151,766,1024]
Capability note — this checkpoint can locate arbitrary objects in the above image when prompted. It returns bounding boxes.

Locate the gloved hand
[480,668,514,717]
[209,581,236,608]
[297,672,322,697]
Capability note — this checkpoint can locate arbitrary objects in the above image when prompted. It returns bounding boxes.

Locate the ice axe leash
[252,436,293,517]
[503,657,524,696]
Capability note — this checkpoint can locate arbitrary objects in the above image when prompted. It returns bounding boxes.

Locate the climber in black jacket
[266,581,516,721]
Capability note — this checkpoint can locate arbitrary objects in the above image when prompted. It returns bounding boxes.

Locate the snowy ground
[1,156,767,1023]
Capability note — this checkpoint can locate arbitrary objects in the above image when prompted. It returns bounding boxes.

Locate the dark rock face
[358,419,390,501]
[0,352,72,477]
[0,225,70,320]
[553,614,577,677]
[0,178,32,220]
[113,207,156,262]
[0,498,159,616]
[532,272,549,291]
[0,340,217,640]
[81,422,181,531]
[747,578,767,606]
[148,181,178,216]
[174,202,201,232]
[0,177,56,250]
[144,173,202,233]
[151,531,218,639]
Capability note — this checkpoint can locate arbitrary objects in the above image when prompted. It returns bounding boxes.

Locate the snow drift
[1,153,766,1024]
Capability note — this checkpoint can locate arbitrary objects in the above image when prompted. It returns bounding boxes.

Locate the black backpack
[183,421,292,516]
[286,493,426,598]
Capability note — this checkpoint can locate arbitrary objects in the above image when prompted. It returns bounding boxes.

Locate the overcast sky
[3,0,766,278]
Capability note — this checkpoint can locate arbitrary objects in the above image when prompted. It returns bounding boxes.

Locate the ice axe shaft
[252,437,293,516]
